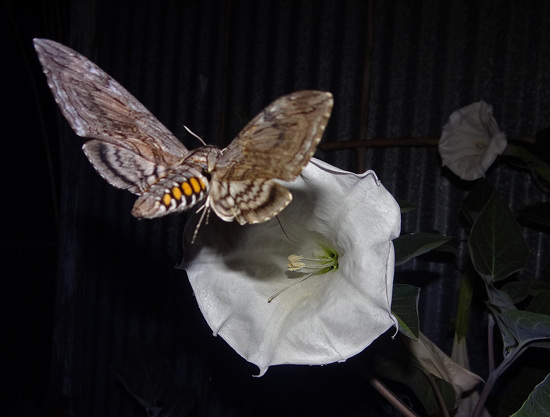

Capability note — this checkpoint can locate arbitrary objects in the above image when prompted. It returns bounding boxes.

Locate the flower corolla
[439,101,507,180]
[182,158,401,375]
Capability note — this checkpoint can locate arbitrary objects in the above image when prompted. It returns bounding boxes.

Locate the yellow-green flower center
[286,245,339,273]
[268,245,339,303]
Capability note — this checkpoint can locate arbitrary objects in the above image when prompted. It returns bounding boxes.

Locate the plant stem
[487,315,495,372]
[471,345,527,417]
[367,375,420,417]
[426,373,450,417]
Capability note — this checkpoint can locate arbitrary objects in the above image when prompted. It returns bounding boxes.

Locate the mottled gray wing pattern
[208,91,333,224]
[214,91,333,181]
[34,38,188,195]
[208,178,292,225]
[35,38,334,224]
[208,90,333,224]
[82,140,173,194]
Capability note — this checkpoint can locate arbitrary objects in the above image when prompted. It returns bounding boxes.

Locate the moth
[34,39,333,227]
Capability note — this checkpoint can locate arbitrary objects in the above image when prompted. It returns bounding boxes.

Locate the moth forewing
[214,90,333,182]
[33,38,188,166]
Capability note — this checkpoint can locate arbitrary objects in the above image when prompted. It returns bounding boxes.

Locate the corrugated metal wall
[34,0,550,415]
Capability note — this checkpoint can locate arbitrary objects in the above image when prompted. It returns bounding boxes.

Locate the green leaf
[396,198,418,213]
[394,233,452,266]
[517,202,550,228]
[529,281,550,295]
[374,343,456,415]
[500,309,550,346]
[392,284,420,340]
[114,340,196,417]
[489,287,550,353]
[499,366,550,417]
[505,143,550,184]
[511,372,550,417]
[527,291,550,315]
[455,270,474,341]
[502,281,532,304]
[501,281,550,305]
[486,288,520,352]
[469,191,530,282]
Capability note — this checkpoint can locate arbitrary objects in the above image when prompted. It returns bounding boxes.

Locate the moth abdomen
[131,171,209,219]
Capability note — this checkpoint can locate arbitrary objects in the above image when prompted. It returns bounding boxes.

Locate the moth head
[205,147,220,173]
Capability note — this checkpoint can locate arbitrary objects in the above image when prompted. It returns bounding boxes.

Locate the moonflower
[439,101,507,180]
[182,158,401,375]
[406,333,483,401]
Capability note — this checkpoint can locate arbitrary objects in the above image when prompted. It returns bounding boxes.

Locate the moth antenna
[276,216,299,244]
[267,272,315,303]
[184,125,208,147]
[205,205,211,225]
[191,202,210,244]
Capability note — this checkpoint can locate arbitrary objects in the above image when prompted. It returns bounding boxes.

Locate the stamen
[287,255,305,271]
[268,246,339,303]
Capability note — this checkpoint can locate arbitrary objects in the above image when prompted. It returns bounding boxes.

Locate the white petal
[182,159,401,375]
[439,101,507,180]
[407,333,483,396]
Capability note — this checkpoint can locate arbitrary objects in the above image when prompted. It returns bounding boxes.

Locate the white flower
[406,333,483,401]
[181,158,401,376]
[439,101,507,180]
[451,336,491,417]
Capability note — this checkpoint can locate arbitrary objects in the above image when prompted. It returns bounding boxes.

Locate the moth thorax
[184,145,221,173]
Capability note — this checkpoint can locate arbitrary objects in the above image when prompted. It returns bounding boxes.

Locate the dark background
[3,0,550,416]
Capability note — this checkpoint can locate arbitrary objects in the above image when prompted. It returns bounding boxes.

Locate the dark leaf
[115,340,196,417]
[486,287,519,352]
[505,144,550,189]
[502,281,532,304]
[394,233,452,266]
[469,192,530,282]
[527,292,550,315]
[374,344,456,415]
[517,202,550,228]
[511,372,550,417]
[396,198,418,213]
[498,366,550,417]
[392,284,420,340]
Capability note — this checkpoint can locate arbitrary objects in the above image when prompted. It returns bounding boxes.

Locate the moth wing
[34,38,188,167]
[83,140,171,194]
[209,178,292,225]
[214,90,333,182]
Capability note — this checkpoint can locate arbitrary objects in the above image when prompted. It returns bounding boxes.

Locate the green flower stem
[471,343,528,417]
[425,372,451,417]
[487,315,495,373]
[368,375,421,417]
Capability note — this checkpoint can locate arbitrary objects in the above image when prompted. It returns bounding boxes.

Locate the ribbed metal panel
[36,0,550,415]
[365,1,550,376]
